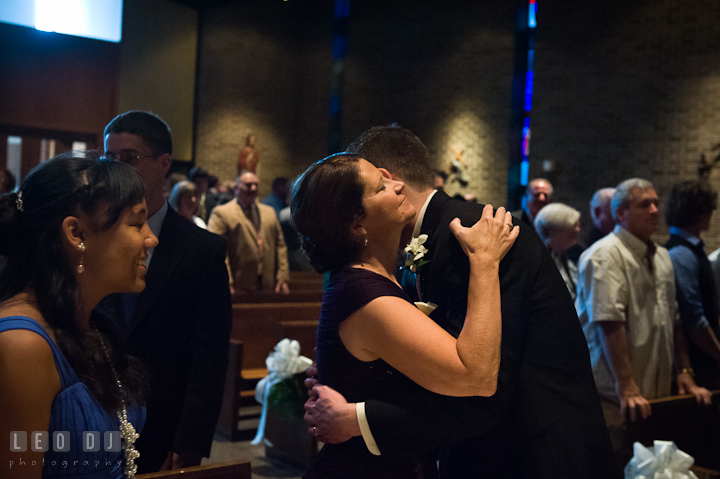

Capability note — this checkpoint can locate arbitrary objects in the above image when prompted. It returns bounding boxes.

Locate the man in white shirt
[576,178,711,464]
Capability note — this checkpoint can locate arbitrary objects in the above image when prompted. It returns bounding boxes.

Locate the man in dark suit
[305,126,617,478]
[102,111,232,473]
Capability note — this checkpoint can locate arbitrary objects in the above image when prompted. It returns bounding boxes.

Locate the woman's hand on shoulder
[449,205,518,265]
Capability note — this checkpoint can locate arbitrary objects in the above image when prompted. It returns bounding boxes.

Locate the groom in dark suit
[305,126,618,478]
[102,111,232,473]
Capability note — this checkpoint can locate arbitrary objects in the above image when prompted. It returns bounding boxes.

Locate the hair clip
[15,191,23,212]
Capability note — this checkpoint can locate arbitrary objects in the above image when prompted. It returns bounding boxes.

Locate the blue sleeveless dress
[0,316,146,478]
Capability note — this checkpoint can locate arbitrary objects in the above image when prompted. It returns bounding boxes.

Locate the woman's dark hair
[665,180,718,229]
[291,153,366,273]
[0,151,148,412]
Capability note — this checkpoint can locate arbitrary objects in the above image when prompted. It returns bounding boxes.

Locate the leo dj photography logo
[8,431,122,470]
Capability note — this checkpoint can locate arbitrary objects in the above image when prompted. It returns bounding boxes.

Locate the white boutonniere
[404,235,437,315]
[404,234,430,272]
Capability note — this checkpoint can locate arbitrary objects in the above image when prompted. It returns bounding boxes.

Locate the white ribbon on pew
[251,338,313,446]
[625,440,698,479]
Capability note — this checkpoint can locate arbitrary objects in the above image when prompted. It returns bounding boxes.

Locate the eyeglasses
[101,152,155,166]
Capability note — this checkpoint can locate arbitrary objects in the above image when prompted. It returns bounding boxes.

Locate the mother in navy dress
[291,153,518,478]
[0,152,157,479]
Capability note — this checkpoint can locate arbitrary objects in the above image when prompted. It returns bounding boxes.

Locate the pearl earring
[77,243,86,274]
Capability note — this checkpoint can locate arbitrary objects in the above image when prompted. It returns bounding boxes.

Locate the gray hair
[168,180,197,211]
[590,188,615,221]
[611,178,653,221]
[533,203,581,243]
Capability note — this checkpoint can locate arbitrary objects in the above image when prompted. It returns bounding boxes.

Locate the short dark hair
[665,180,717,229]
[346,125,434,190]
[291,154,365,273]
[104,110,172,157]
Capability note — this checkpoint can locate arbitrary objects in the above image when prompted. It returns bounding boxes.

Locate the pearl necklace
[98,335,140,478]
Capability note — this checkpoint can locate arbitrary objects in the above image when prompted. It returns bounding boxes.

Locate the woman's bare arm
[340,205,517,397]
[0,330,61,479]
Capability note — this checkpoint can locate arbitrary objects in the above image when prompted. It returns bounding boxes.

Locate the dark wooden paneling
[0,22,120,142]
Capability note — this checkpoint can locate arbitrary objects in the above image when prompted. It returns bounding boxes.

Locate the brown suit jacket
[208,199,289,291]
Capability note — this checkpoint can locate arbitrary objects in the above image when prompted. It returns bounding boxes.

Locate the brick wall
[195,1,334,198]
[532,0,720,249]
[195,0,516,205]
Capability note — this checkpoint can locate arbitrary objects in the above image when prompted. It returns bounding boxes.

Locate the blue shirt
[667,226,710,332]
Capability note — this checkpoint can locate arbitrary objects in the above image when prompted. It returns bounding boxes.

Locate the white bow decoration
[251,339,313,445]
[624,441,698,479]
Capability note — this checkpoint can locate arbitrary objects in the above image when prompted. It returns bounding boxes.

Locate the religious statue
[238,133,260,174]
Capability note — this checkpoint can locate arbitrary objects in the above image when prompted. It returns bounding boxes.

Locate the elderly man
[513,177,553,225]
[209,171,290,295]
[102,111,232,472]
[576,178,711,465]
[665,180,720,390]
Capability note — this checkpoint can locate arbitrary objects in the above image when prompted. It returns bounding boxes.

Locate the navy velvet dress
[0,316,145,478]
[304,267,437,479]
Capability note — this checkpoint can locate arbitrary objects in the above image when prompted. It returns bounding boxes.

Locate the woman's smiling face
[82,200,158,295]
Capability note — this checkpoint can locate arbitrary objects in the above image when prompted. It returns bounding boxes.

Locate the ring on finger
[505,223,514,230]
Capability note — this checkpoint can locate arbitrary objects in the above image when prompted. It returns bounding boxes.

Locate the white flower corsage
[404,234,430,272]
[404,235,437,315]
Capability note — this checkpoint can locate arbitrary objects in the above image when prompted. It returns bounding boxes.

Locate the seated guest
[512,177,553,225]
[169,180,207,229]
[576,178,711,466]
[261,177,290,217]
[534,203,581,300]
[0,152,158,478]
[665,180,720,389]
[0,168,16,194]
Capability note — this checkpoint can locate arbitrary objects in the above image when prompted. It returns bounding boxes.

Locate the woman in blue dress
[0,152,158,479]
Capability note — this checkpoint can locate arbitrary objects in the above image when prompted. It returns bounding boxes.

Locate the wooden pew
[287,270,325,291]
[626,390,720,473]
[232,302,320,370]
[233,289,323,303]
[136,461,251,479]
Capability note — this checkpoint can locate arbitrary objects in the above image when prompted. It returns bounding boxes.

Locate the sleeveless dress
[304,267,437,479]
[0,316,146,479]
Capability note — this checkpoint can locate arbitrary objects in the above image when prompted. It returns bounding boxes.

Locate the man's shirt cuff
[356,402,381,456]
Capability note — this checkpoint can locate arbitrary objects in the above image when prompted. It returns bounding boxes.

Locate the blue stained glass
[521,160,529,186]
[335,0,350,19]
[524,71,534,112]
[528,2,536,28]
[527,49,534,70]
[329,94,341,115]
[333,36,347,58]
